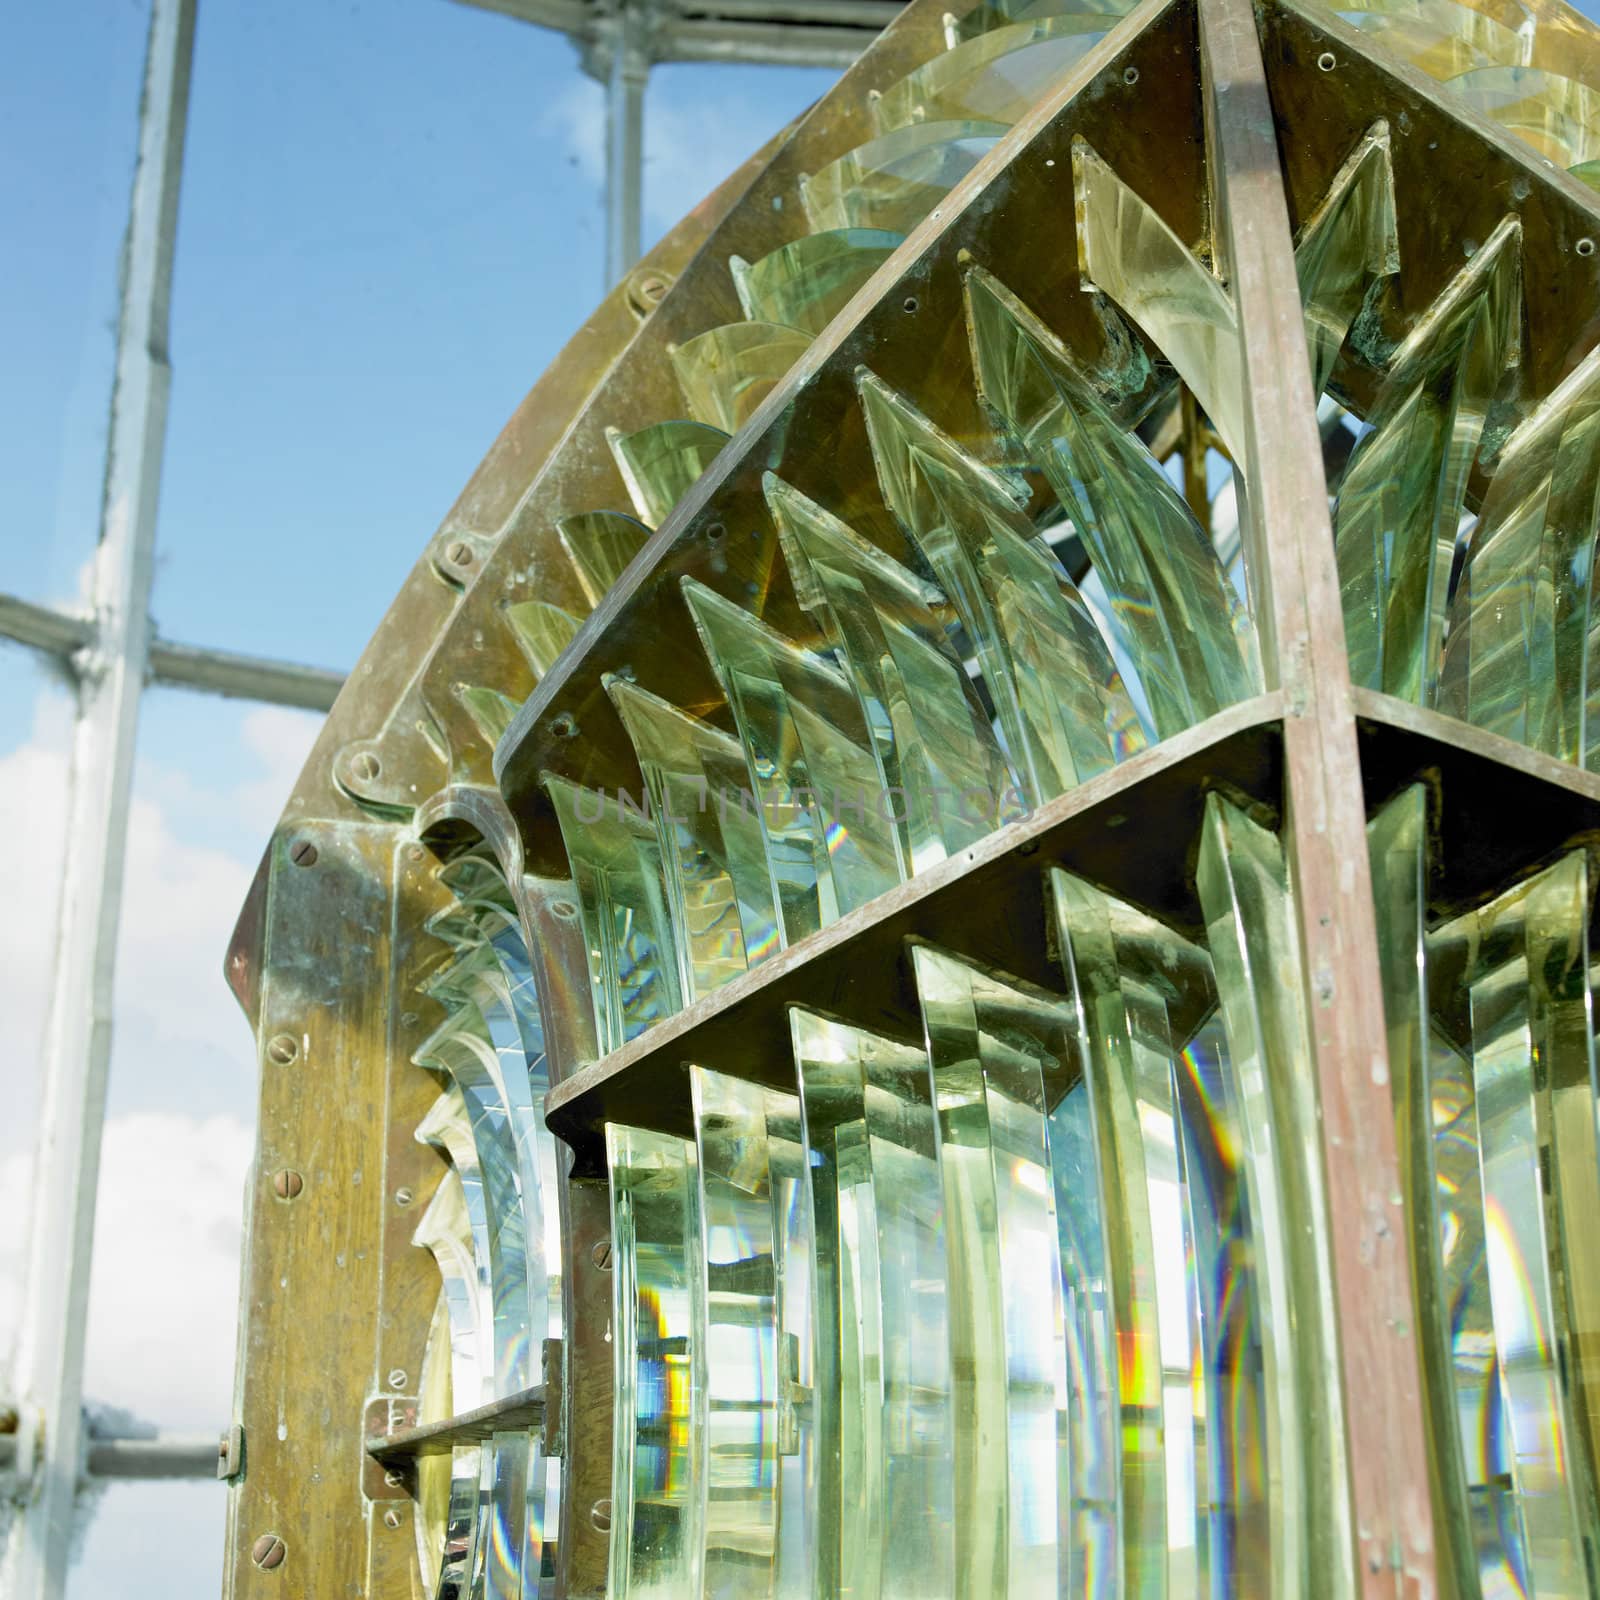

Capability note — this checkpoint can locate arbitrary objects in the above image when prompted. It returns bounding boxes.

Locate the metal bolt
[591,1239,614,1272]
[290,839,318,868]
[272,1170,304,1201]
[590,1499,613,1533]
[395,1186,415,1208]
[250,1533,287,1570]
[446,540,475,567]
[351,751,381,782]
[266,1034,299,1066]
[383,1508,403,1530]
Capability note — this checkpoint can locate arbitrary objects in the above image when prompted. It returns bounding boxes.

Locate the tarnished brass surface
[223,821,407,1600]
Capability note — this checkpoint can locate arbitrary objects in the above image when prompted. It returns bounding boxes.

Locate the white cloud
[84,1111,255,1428]
[0,1112,253,1431]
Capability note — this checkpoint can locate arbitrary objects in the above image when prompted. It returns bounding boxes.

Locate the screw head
[350,751,381,782]
[266,1034,299,1066]
[272,1170,304,1201]
[382,1508,403,1530]
[289,839,318,868]
[446,540,474,567]
[250,1533,287,1570]
[591,1239,614,1272]
[590,1498,613,1533]
[395,1186,415,1208]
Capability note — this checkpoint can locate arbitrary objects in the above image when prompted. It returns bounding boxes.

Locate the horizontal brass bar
[545,692,1288,1171]
[364,1385,547,1463]
[1354,689,1600,915]
[543,689,1600,1174]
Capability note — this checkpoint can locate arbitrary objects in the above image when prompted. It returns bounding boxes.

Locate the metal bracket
[217,1422,245,1481]
[361,1395,419,1501]
[541,1337,565,1457]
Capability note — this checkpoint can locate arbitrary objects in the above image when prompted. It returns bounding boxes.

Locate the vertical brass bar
[224,822,399,1598]
[1196,0,1436,1593]
[555,1176,617,1598]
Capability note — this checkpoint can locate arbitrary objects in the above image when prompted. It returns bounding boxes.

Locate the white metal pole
[2,0,196,1593]
[605,6,648,285]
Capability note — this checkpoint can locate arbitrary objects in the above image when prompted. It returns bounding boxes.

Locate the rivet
[289,839,318,868]
[1579,237,1596,257]
[382,1508,403,1530]
[706,522,726,543]
[902,295,919,313]
[350,751,381,782]
[272,1170,304,1201]
[1122,64,1139,84]
[590,1499,613,1533]
[396,1186,415,1208]
[250,1533,287,1570]
[1317,50,1337,70]
[592,1238,615,1271]
[446,540,475,567]
[266,1034,299,1066]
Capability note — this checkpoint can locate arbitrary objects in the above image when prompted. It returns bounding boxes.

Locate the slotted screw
[251,1534,286,1570]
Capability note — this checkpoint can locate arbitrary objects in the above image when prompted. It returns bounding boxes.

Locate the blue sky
[0,4,831,1593]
